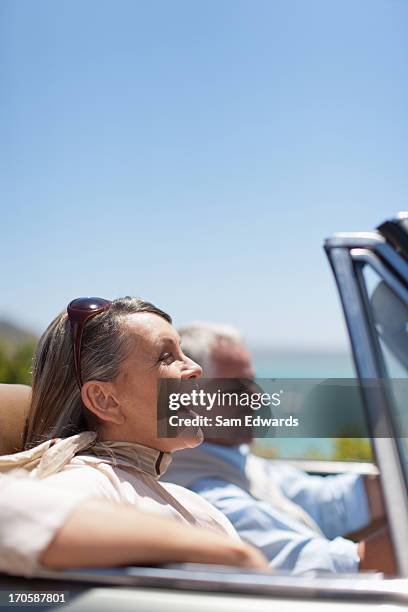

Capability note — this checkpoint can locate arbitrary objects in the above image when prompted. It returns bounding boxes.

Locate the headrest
[0,384,31,455]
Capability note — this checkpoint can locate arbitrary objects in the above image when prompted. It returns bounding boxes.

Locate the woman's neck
[88,438,173,478]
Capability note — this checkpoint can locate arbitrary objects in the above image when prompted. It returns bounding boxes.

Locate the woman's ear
[81,381,125,425]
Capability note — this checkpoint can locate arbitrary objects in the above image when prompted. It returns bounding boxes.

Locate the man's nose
[181,357,203,379]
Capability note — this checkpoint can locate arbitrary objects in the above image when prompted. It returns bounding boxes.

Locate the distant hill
[0,320,38,355]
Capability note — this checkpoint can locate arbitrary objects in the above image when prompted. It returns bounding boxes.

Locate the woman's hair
[25,296,171,448]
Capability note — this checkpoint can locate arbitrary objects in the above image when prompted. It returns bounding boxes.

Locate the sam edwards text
[168,415,299,428]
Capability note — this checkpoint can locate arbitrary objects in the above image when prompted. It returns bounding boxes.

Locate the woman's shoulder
[42,455,125,501]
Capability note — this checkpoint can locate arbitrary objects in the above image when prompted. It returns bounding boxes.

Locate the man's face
[210,340,255,380]
[204,339,256,445]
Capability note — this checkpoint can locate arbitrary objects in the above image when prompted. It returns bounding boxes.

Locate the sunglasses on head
[67,297,112,390]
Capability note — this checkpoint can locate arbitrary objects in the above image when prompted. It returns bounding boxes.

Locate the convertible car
[0,213,407,611]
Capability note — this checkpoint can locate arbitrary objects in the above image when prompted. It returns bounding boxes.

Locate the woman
[18,296,265,566]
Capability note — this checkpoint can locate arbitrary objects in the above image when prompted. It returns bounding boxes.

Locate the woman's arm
[0,474,266,576]
[41,498,267,570]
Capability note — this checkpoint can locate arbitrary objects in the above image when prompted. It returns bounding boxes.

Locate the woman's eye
[159,352,175,365]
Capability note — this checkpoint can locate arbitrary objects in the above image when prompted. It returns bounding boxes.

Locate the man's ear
[81,381,125,425]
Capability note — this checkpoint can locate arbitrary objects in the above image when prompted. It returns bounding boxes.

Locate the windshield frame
[325,229,408,577]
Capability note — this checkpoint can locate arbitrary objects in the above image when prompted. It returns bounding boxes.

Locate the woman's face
[88,312,203,452]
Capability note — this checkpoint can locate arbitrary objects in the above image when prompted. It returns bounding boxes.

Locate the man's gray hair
[179,322,242,374]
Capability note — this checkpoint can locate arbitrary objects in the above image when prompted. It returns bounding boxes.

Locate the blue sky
[1,0,407,351]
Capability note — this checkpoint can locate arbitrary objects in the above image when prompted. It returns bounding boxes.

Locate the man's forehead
[211,339,252,367]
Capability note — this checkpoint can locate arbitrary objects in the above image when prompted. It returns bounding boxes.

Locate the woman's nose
[181,357,203,379]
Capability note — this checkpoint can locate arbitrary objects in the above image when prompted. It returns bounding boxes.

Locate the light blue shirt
[188,444,370,574]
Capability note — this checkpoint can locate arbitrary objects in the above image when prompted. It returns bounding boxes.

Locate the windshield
[362,265,408,481]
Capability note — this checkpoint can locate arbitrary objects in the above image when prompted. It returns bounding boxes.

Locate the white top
[43,454,239,538]
[0,473,91,576]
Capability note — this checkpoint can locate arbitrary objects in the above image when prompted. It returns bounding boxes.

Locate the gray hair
[179,322,242,375]
[25,296,171,448]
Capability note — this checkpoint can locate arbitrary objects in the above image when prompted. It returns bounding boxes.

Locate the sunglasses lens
[68,297,111,313]
[67,297,112,389]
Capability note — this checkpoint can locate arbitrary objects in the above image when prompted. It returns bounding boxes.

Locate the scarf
[0,432,172,480]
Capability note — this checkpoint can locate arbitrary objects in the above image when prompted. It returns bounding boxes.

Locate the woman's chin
[172,426,204,451]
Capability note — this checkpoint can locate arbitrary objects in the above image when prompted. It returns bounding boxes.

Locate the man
[163,323,395,575]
